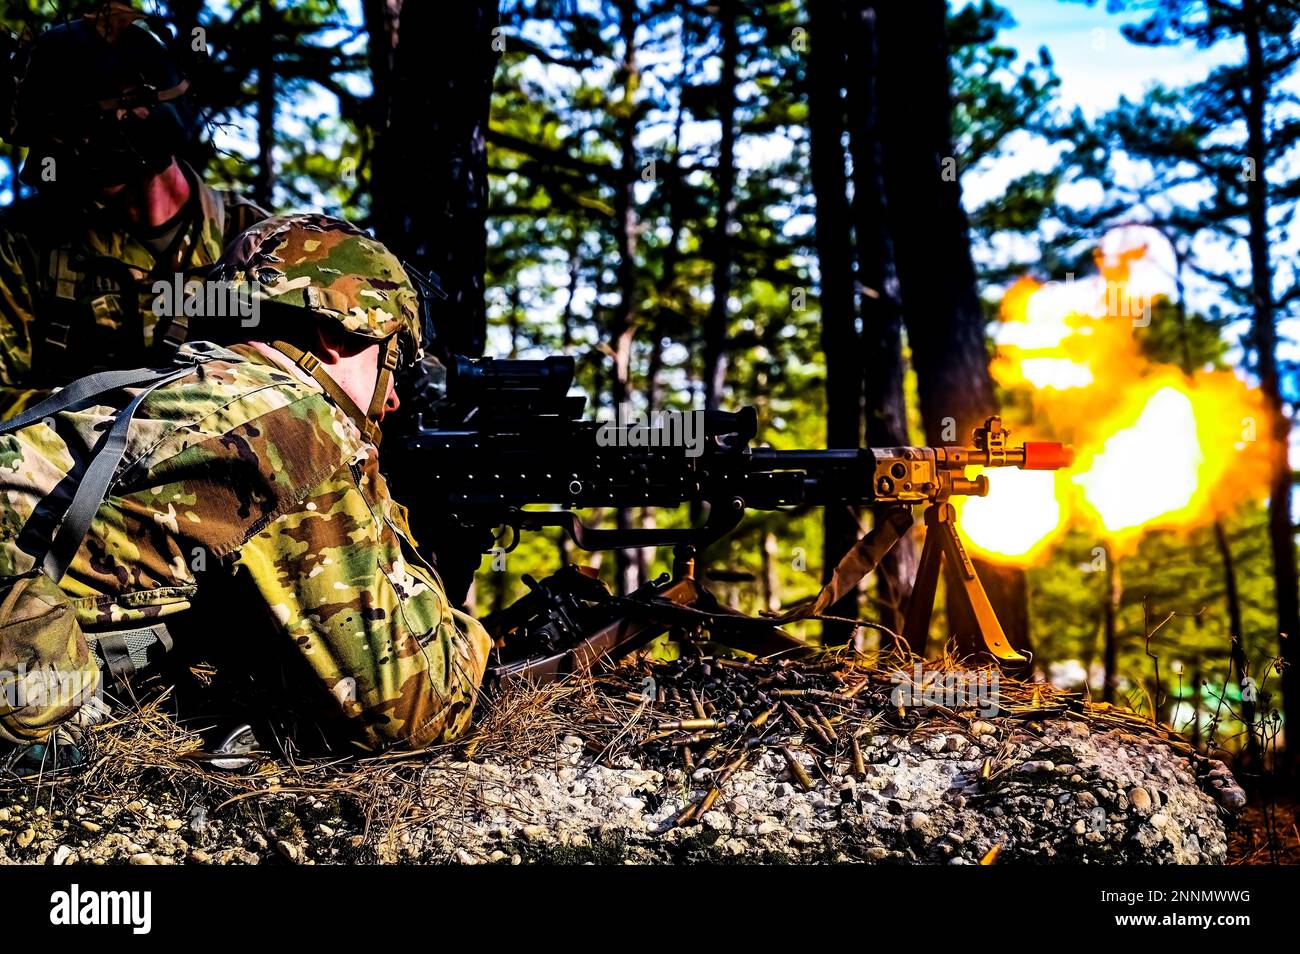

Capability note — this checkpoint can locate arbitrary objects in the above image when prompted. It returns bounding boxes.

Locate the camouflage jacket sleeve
[0,219,46,418]
[233,450,491,751]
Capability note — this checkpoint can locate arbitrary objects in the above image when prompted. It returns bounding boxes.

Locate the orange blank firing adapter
[1021,441,1074,470]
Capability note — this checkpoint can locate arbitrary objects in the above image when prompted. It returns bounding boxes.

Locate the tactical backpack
[0,356,214,744]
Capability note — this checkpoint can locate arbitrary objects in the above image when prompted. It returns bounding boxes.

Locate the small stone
[727,796,751,815]
[317,824,335,838]
[521,825,547,842]
[16,828,35,849]
[1149,813,1168,829]
[619,797,646,813]
[164,819,183,831]
[51,845,74,866]
[488,850,508,863]
[454,849,478,865]
[971,721,996,736]
[906,811,929,831]
[79,820,101,833]
[756,821,781,835]
[1128,787,1153,814]
[0,808,10,822]
[1018,760,1055,774]
[702,811,730,830]
[790,832,814,847]
[276,840,302,863]
[129,853,156,865]
[1213,786,1247,812]
[188,849,212,864]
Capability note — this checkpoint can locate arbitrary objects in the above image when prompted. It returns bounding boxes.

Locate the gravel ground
[0,713,1245,865]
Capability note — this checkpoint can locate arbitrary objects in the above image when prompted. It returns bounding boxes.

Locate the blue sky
[998,0,1240,114]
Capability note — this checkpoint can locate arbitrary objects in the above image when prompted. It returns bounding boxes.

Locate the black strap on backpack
[0,355,216,582]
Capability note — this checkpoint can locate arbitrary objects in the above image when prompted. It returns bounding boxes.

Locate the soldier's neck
[116,160,193,228]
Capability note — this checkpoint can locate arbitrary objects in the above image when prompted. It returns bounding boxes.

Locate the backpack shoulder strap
[1,353,219,583]
[42,362,202,582]
[0,366,186,433]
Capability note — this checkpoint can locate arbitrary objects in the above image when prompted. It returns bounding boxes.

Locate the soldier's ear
[310,323,348,365]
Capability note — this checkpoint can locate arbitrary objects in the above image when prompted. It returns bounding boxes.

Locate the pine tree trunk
[1102,544,1121,704]
[702,0,738,413]
[560,241,581,353]
[844,0,915,644]
[612,0,641,596]
[762,529,781,613]
[1241,0,1298,770]
[808,0,863,644]
[874,0,1029,659]
[363,0,401,124]
[254,0,276,209]
[370,0,499,359]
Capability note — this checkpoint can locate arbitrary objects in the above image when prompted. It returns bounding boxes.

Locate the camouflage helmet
[212,212,422,360]
[212,213,422,446]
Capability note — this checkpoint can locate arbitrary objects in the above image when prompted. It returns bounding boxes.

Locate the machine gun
[389,354,1071,681]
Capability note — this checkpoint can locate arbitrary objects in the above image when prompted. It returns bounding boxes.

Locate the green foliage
[1028,503,1278,749]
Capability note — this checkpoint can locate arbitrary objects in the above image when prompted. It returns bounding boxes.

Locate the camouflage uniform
[0,166,268,418]
[0,215,490,751]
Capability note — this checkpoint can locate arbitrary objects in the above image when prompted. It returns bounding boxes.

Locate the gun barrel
[949,441,1073,470]
[1020,441,1074,470]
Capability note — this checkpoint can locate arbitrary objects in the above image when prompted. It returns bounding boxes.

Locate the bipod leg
[929,503,1026,664]
[901,507,944,657]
